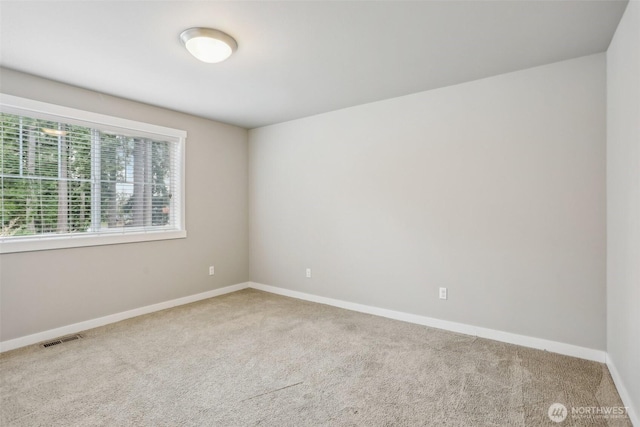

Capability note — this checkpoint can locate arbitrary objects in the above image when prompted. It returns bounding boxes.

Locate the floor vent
[41,334,83,348]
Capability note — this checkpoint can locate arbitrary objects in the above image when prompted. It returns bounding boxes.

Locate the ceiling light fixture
[179,27,237,64]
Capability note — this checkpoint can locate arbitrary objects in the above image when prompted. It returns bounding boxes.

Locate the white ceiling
[0,1,628,129]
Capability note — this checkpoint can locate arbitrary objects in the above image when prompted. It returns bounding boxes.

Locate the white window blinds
[0,95,186,253]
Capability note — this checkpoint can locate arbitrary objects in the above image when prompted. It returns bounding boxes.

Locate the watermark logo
[548,403,568,423]
[547,403,629,423]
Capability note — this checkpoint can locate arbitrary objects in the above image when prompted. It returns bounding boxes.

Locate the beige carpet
[0,289,631,426]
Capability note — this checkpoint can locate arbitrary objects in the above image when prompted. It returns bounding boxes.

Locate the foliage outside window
[0,95,186,253]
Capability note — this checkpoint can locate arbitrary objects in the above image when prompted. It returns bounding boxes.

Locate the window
[0,95,186,253]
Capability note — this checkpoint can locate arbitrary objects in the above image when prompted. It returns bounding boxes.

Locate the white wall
[606,0,640,421]
[249,54,607,351]
[0,68,249,342]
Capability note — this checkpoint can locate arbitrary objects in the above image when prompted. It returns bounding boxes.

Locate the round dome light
[180,28,237,63]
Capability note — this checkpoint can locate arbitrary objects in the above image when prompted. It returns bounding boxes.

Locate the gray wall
[0,68,249,342]
[249,54,607,351]
[607,0,640,419]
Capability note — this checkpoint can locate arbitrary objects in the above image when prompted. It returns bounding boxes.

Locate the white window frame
[0,94,187,254]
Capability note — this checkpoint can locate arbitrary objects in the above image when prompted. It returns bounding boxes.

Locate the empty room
[0,1,638,426]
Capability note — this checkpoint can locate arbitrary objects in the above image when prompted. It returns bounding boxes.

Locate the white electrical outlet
[209,266,215,276]
[306,268,312,278]
[439,287,447,300]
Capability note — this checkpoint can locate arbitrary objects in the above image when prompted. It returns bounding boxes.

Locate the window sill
[0,230,187,254]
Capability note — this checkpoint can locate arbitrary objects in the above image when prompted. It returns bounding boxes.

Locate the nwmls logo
[548,403,568,423]
[547,403,629,423]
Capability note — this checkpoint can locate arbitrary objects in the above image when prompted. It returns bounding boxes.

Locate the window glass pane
[1,108,182,243]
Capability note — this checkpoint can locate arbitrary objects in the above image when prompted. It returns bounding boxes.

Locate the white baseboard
[249,282,607,363]
[606,356,639,427]
[4,280,632,419]
[0,282,250,352]
[0,280,609,364]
